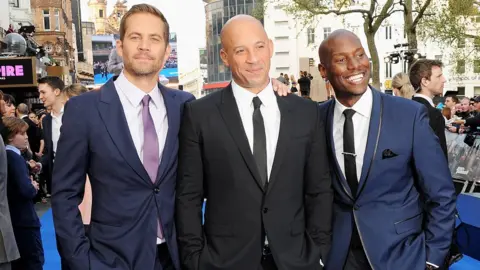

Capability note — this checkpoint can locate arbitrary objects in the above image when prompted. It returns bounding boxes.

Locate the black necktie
[343,109,358,196]
[252,97,267,189]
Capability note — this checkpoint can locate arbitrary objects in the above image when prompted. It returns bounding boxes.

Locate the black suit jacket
[175,85,333,270]
[21,116,41,154]
[41,114,53,179]
[412,96,448,157]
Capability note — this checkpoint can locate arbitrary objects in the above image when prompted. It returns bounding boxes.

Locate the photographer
[454,96,480,131]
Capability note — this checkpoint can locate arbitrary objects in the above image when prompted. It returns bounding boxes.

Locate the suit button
[263,208,268,213]
[154,188,160,193]
[353,205,359,211]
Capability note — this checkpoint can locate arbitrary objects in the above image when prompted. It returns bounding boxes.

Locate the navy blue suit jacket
[319,88,456,269]
[6,149,39,228]
[51,77,195,270]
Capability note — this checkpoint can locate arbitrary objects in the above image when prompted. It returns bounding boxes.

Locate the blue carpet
[40,209,60,270]
[40,200,478,269]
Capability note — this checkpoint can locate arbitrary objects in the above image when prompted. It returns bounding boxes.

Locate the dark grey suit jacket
[0,136,19,263]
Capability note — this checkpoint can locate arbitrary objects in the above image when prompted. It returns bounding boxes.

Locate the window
[475,38,480,49]
[10,0,19,8]
[385,26,392,40]
[457,60,465,74]
[385,62,392,78]
[307,28,315,44]
[457,87,465,96]
[323,27,331,39]
[458,38,466,48]
[43,9,50,31]
[435,55,442,61]
[99,9,104,18]
[475,60,480,73]
[54,9,60,31]
[474,86,480,96]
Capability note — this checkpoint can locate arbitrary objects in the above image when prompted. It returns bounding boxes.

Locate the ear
[268,39,274,58]
[220,48,229,68]
[116,39,123,58]
[319,63,327,80]
[54,88,61,97]
[421,77,429,89]
[161,44,172,69]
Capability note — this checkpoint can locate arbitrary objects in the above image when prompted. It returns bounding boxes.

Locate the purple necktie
[141,95,163,239]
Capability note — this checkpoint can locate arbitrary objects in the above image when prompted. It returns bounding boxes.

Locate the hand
[31,179,39,191]
[448,126,457,133]
[271,78,290,96]
[35,152,43,158]
[28,160,37,169]
[453,119,466,125]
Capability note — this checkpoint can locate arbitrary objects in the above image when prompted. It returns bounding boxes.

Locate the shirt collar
[116,71,163,108]
[5,145,21,155]
[334,87,373,119]
[51,106,64,119]
[413,93,435,107]
[231,79,276,109]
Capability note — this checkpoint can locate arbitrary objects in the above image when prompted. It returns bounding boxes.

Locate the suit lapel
[326,100,354,199]
[357,88,382,196]
[266,95,292,195]
[97,78,151,185]
[217,85,265,192]
[156,85,179,184]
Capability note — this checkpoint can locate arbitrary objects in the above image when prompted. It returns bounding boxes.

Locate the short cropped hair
[119,4,170,45]
[38,76,65,92]
[409,59,443,91]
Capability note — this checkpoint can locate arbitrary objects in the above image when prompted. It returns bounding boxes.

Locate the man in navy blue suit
[51,4,194,270]
[318,30,456,270]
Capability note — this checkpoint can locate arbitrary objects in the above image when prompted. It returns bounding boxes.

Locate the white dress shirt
[333,88,372,180]
[231,80,280,180]
[413,93,435,107]
[51,107,64,159]
[114,72,169,244]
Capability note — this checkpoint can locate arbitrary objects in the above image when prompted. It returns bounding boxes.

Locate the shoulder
[381,92,426,118]
[187,87,223,109]
[163,87,195,104]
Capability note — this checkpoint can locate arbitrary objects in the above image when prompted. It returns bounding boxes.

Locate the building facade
[8,0,34,30]
[71,0,83,61]
[79,21,95,84]
[264,0,480,98]
[31,0,75,84]
[203,0,259,94]
[88,0,127,35]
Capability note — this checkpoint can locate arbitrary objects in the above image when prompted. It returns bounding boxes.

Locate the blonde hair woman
[64,84,88,99]
[391,72,415,99]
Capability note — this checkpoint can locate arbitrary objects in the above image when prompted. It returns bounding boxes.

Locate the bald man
[317,30,455,270]
[176,15,332,270]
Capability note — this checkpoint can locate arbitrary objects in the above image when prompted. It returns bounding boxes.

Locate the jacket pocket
[394,213,423,235]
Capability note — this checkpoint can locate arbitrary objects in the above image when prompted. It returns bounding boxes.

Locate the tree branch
[372,0,395,32]
[412,0,432,28]
[290,0,370,16]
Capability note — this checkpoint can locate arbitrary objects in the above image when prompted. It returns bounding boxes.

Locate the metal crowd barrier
[446,132,480,194]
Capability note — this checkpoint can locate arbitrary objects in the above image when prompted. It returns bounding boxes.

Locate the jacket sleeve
[413,105,456,266]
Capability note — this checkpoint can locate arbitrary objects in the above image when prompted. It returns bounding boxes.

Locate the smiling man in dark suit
[317,30,456,270]
[176,15,333,270]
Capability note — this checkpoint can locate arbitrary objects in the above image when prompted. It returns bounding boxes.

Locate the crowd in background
[0,78,89,270]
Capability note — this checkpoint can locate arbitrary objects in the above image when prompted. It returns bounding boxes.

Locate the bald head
[221,15,266,50]
[219,14,273,94]
[17,103,29,115]
[319,29,361,66]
